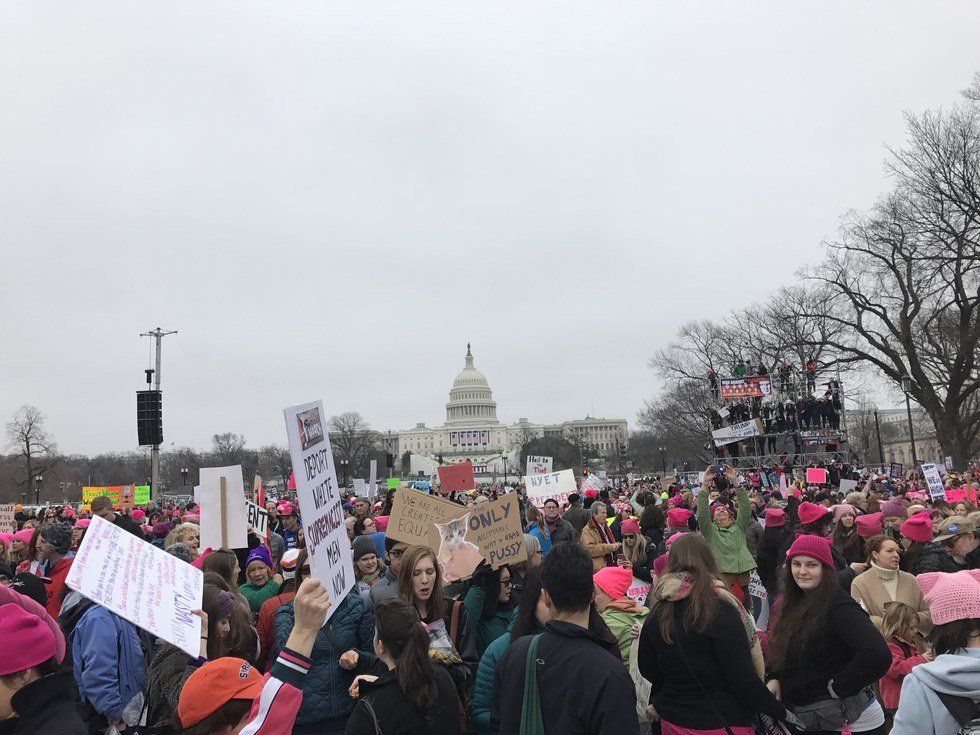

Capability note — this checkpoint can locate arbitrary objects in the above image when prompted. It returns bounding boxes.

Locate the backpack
[937,692,980,735]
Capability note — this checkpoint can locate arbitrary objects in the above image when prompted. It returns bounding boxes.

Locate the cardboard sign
[524,469,578,509]
[245,500,269,539]
[387,488,482,581]
[805,467,828,485]
[465,494,528,570]
[526,455,553,476]
[66,515,203,657]
[719,376,772,399]
[838,479,858,495]
[0,504,15,534]
[711,418,764,447]
[922,463,946,501]
[199,466,249,550]
[437,461,476,493]
[284,400,355,621]
[119,486,135,511]
[626,577,651,607]
[82,485,151,510]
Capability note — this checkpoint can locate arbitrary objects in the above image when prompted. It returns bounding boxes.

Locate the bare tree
[259,445,292,490]
[5,405,58,493]
[329,411,378,480]
[802,103,980,465]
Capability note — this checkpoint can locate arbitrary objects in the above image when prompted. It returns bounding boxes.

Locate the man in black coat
[89,496,143,537]
[562,493,590,538]
[491,543,639,734]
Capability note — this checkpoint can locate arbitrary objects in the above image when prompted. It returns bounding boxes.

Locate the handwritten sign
[82,485,150,510]
[465,494,528,570]
[66,515,203,656]
[526,455,553,476]
[0,504,14,534]
[437,461,476,494]
[284,400,354,622]
[199,466,249,550]
[524,469,578,509]
[626,577,651,607]
[387,488,480,580]
[805,467,828,485]
[353,479,369,498]
[922,463,946,501]
[245,500,269,539]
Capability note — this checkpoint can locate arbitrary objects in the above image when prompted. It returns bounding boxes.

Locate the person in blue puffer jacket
[69,601,147,732]
[273,587,375,735]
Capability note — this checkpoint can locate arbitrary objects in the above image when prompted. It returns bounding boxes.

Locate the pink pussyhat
[917,570,980,625]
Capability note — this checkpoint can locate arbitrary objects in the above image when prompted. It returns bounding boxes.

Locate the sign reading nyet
[284,400,354,621]
[67,515,203,656]
[524,469,577,509]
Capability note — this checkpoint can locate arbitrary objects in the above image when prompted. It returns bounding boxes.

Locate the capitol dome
[445,344,500,426]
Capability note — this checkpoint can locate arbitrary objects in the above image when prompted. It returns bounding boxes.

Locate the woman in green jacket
[462,564,517,659]
[697,465,756,603]
[469,567,548,735]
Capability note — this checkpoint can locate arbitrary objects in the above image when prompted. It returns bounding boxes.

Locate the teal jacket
[697,486,757,574]
[470,624,546,735]
[462,584,517,660]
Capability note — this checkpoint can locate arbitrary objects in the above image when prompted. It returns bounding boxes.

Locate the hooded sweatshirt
[891,648,980,735]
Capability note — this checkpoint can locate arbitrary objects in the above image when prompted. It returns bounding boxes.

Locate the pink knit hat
[593,566,632,600]
[917,570,980,625]
[797,502,831,525]
[763,508,785,527]
[667,508,693,527]
[665,531,687,548]
[74,518,91,529]
[0,603,57,675]
[855,512,883,539]
[900,514,933,544]
[13,529,34,544]
[0,532,12,549]
[373,515,389,532]
[879,499,908,520]
[710,503,732,521]
[653,553,669,576]
[620,519,641,536]
[785,534,835,568]
[131,509,146,522]
[183,514,200,523]
[832,504,856,522]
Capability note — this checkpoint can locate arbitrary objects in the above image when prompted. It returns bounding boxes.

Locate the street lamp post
[502,456,508,486]
[873,409,885,467]
[900,376,919,470]
[340,459,349,488]
[34,474,43,505]
[659,446,667,475]
[180,467,189,491]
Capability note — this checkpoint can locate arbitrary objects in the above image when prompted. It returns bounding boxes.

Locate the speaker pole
[140,327,178,502]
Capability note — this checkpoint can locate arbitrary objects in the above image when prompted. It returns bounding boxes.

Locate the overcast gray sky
[2,1,978,455]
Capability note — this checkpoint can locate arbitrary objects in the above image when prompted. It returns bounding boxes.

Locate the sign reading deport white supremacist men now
[284,400,354,623]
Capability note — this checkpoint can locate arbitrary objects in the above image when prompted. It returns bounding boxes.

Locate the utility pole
[873,409,885,467]
[141,327,177,501]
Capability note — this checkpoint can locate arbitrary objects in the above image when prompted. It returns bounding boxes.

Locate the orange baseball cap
[177,657,263,728]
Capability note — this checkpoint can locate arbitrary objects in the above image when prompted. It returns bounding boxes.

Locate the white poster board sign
[245,500,269,539]
[353,479,369,498]
[711,418,764,447]
[626,577,651,607]
[526,455,553,476]
[67,515,203,656]
[524,469,578,509]
[581,473,606,495]
[945,456,954,471]
[199,465,249,550]
[0,504,14,534]
[284,400,355,622]
[369,460,378,499]
[922,463,946,501]
[838,479,858,495]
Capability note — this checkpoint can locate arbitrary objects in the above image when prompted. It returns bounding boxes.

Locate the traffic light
[618,442,627,458]
[386,453,394,469]
[137,390,163,446]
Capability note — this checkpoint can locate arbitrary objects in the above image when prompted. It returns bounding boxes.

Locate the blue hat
[245,546,272,571]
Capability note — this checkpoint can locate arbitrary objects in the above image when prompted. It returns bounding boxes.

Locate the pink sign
[806,468,828,485]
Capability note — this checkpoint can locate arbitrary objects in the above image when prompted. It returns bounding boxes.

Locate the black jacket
[907,543,962,575]
[563,504,590,537]
[112,512,144,538]
[0,671,87,735]
[491,620,639,735]
[346,666,460,735]
[756,527,789,594]
[638,597,785,730]
[771,586,890,707]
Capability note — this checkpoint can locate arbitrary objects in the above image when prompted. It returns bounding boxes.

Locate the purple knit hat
[245,546,272,572]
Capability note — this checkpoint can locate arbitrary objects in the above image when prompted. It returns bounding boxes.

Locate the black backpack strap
[936,691,980,728]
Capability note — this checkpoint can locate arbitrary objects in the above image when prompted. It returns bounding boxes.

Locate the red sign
[805,467,828,485]
[720,376,773,399]
[437,461,476,493]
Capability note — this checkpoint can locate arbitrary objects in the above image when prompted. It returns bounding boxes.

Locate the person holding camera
[697,465,757,604]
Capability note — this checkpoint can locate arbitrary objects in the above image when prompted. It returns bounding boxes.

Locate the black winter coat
[638,597,785,730]
[907,543,962,575]
[346,666,460,735]
[0,671,86,735]
[491,620,639,735]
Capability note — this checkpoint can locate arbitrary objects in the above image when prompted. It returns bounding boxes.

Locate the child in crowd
[878,601,932,718]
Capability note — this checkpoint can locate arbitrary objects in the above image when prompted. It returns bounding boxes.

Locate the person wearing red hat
[780,501,867,592]
[0,603,85,734]
[851,535,931,635]
[856,512,883,539]
[900,515,965,577]
[766,535,891,734]
[757,508,790,599]
[664,507,693,544]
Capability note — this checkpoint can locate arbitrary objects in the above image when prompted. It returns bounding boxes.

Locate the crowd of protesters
[1,457,980,735]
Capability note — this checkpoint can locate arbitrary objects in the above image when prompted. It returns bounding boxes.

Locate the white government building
[388,345,628,477]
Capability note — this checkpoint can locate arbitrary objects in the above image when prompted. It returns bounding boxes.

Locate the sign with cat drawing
[437,460,476,493]
[387,488,526,581]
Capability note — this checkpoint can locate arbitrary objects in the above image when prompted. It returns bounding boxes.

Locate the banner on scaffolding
[799,429,847,445]
[711,418,764,447]
[719,376,772,399]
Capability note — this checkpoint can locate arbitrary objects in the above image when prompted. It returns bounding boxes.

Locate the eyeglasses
[623,534,636,540]
[389,549,406,559]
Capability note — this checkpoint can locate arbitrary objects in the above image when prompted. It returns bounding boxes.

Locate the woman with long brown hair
[638,533,786,733]
[346,598,460,735]
[766,535,891,735]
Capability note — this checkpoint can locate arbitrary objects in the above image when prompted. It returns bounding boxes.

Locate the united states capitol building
[386,345,628,477]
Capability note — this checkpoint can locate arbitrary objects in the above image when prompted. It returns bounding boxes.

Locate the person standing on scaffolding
[804,355,817,393]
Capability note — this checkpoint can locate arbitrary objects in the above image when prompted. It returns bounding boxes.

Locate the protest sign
[711,418,764,447]
[0,504,14,534]
[199,465,249,550]
[945,456,954,471]
[437,461,476,493]
[581,473,606,495]
[82,484,151,510]
[945,488,968,504]
[387,477,400,490]
[369,460,377,498]
[284,400,354,619]
[119,486,135,511]
[464,494,527,569]
[134,485,150,505]
[526,455,553,476]
[719,376,772,399]
[524,469,578,509]
[805,467,828,485]
[922,463,946,501]
[353,479,369,498]
[839,479,858,494]
[245,500,269,539]
[889,462,904,478]
[626,577,651,607]
[67,515,203,656]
